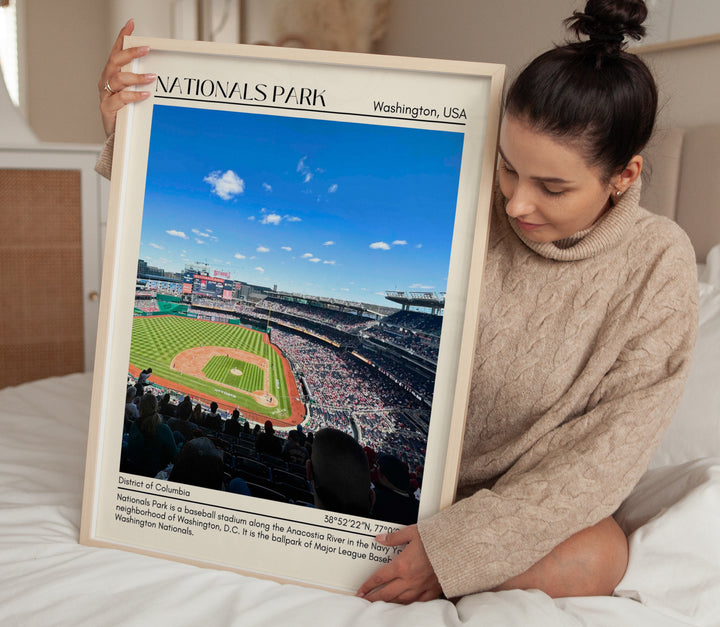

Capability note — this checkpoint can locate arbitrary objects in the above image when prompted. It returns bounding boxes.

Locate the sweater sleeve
[94,133,114,180]
[417,236,699,598]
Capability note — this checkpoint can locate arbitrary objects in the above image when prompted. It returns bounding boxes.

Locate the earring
[615,190,622,197]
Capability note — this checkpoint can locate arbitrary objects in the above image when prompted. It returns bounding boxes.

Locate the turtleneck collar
[502,179,642,261]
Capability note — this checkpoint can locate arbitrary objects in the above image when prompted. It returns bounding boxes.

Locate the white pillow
[649,243,720,468]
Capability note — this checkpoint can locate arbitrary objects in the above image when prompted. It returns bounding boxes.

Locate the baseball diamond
[129,315,305,425]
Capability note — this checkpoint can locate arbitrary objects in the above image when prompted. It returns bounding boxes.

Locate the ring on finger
[104,79,118,95]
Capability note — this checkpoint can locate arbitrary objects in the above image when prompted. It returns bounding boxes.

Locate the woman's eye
[499,160,516,175]
[542,185,565,197]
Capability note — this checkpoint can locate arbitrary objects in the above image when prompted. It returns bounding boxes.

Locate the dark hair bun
[565,0,648,52]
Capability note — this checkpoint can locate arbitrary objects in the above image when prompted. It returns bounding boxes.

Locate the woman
[191,402,204,427]
[96,0,697,603]
[126,393,178,478]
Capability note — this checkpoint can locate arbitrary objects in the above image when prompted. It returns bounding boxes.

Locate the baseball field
[128,315,305,425]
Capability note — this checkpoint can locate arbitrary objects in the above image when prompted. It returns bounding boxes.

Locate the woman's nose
[504,184,535,218]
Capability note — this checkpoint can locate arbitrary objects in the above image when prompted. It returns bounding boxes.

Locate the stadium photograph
[121,103,464,523]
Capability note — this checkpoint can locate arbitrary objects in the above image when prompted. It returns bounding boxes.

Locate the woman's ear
[613,155,643,195]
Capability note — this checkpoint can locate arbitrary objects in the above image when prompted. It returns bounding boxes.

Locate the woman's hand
[356,525,442,604]
[98,19,156,137]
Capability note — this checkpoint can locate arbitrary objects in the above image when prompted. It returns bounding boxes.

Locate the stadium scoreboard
[182,272,235,300]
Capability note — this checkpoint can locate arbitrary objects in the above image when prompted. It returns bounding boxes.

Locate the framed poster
[80,36,504,594]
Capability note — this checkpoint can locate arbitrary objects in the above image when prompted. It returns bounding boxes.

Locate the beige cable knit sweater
[418,180,698,598]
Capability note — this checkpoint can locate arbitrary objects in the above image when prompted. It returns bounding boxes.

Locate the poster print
[81,37,504,593]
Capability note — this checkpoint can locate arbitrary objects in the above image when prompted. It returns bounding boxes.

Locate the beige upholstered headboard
[641,125,720,262]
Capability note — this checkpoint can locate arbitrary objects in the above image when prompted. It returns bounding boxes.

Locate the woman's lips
[516,219,544,231]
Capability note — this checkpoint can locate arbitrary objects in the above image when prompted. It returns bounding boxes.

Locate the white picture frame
[80,35,504,594]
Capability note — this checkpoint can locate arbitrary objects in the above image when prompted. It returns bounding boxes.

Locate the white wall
[379,0,577,82]
[379,0,720,131]
[17,0,720,143]
[24,0,108,143]
[640,40,720,128]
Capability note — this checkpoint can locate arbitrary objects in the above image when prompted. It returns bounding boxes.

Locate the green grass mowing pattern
[130,315,292,418]
[202,355,265,392]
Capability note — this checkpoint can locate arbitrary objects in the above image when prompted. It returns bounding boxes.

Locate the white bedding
[1,372,719,627]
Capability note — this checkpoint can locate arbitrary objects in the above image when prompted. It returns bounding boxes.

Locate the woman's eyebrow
[498,145,573,185]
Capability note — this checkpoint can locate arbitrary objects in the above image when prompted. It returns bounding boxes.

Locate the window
[0,0,19,107]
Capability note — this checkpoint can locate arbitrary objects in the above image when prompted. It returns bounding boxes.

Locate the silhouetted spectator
[126,393,178,478]
[308,428,373,517]
[256,420,283,457]
[191,402,204,427]
[282,429,308,465]
[125,386,139,420]
[204,401,223,431]
[371,454,419,525]
[168,437,223,489]
[225,409,242,437]
[158,392,176,417]
[176,395,193,422]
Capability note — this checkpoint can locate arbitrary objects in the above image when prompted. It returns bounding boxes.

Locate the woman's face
[497,115,616,243]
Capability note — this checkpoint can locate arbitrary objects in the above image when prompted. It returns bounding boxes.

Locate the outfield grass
[129,315,292,418]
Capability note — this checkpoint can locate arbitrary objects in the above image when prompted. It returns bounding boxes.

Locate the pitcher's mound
[230,368,243,376]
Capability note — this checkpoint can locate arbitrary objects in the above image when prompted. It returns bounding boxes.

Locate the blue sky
[139,104,464,307]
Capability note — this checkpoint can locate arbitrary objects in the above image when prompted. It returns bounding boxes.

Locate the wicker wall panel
[0,169,84,388]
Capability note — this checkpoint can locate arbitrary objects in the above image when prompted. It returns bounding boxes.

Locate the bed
[1,127,719,626]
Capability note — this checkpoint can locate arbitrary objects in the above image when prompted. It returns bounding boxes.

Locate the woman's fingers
[98,19,154,137]
[111,18,135,54]
[98,48,151,96]
[99,85,152,137]
[103,71,157,96]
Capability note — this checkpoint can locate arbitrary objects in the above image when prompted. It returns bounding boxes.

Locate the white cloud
[284,215,302,222]
[309,257,321,263]
[323,260,336,265]
[323,240,335,246]
[370,241,391,250]
[248,216,256,221]
[328,184,338,193]
[255,267,265,273]
[301,253,314,259]
[410,283,434,289]
[234,253,246,259]
[415,243,423,248]
[281,246,292,251]
[166,230,188,239]
[256,246,270,253]
[260,213,282,225]
[262,182,272,192]
[192,229,209,238]
[195,238,205,245]
[297,156,314,183]
[204,170,244,200]
[392,240,408,246]
[149,243,164,250]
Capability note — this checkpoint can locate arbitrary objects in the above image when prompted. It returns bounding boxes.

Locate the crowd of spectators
[382,310,443,336]
[363,325,440,362]
[127,291,439,483]
[271,328,420,412]
[121,376,422,523]
[256,298,372,332]
[353,346,436,402]
[133,298,159,313]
